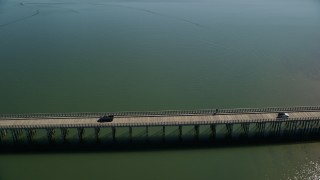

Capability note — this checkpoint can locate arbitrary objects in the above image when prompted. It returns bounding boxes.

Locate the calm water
[1,0,320,178]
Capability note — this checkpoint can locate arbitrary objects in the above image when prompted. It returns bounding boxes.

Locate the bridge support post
[129,127,132,143]
[305,120,310,136]
[77,127,84,143]
[307,120,315,136]
[276,121,282,137]
[256,123,265,138]
[241,123,249,138]
[270,122,276,137]
[290,121,296,137]
[255,123,260,137]
[309,120,316,136]
[226,124,233,139]
[284,121,293,137]
[0,129,7,142]
[310,120,317,135]
[307,121,313,136]
[271,121,281,137]
[307,121,312,136]
[178,126,182,142]
[11,129,21,144]
[261,123,266,137]
[11,129,17,143]
[301,121,308,137]
[194,125,199,141]
[312,120,319,136]
[112,127,116,143]
[46,128,55,143]
[292,121,299,137]
[304,121,312,136]
[162,126,166,143]
[3,129,7,137]
[308,120,317,136]
[210,124,216,141]
[94,127,100,143]
[0,129,2,143]
[294,121,301,137]
[317,120,320,136]
[26,129,35,144]
[303,120,309,137]
[61,128,68,143]
[146,126,149,142]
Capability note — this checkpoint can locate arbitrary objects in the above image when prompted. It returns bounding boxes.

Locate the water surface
[1,0,320,113]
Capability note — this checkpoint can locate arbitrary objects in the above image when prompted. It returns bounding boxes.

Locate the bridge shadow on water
[1,136,320,154]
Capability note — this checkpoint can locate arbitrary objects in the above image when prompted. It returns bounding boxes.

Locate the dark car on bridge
[277,112,289,119]
[97,115,114,122]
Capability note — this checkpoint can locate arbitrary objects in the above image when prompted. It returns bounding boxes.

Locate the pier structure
[1,106,320,144]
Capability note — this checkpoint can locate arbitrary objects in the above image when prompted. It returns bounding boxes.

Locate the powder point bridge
[1,106,320,144]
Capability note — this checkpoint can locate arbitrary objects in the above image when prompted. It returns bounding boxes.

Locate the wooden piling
[312,120,320,136]
[46,128,55,143]
[162,126,165,143]
[77,127,84,143]
[112,127,116,143]
[26,129,35,144]
[178,126,182,142]
[11,129,20,144]
[256,122,265,138]
[61,128,68,143]
[129,127,132,143]
[146,126,149,142]
[241,123,249,138]
[95,127,100,143]
[226,124,233,139]
[0,129,6,142]
[194,125,199,141]
[210,124,216,140]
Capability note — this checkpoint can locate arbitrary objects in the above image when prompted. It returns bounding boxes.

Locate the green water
[1,0,320,178]
[0,143,320,179]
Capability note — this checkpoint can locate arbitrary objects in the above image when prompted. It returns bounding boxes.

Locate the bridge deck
[1,111,320,128]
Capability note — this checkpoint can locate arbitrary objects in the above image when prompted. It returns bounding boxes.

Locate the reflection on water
[288,161,320,180]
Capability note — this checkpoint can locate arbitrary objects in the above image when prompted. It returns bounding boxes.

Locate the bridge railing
[1,106,320,119]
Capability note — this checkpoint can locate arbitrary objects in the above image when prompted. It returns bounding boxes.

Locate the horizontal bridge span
[1,111,320,129]
[1,117,320,129]
[1,106,320,119]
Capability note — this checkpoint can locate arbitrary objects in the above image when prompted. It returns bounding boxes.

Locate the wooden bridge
[1,106,320,144]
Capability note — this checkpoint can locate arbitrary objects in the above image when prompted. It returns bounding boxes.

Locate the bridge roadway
[1,111,320,128]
